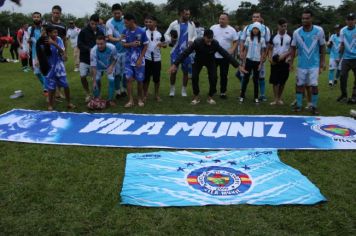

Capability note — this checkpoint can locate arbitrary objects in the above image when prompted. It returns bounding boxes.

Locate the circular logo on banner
[312,124,356,139]
[187,166,252,196]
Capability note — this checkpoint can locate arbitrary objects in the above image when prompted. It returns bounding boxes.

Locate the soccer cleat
[337,95,348,103]
[169,86,175,97]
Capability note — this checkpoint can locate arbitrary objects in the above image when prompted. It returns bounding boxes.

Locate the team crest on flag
[121,150,326,207]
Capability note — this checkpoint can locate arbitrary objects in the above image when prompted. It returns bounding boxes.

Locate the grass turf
[0,47,355,235]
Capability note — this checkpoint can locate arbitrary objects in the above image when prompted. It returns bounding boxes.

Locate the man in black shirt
[169,29,245,105]
[77,14,104,102]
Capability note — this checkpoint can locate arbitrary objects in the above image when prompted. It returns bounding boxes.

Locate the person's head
[218,13,229,27]
[22,23,29,30]
[89,14,99,31]
[277,18,288,34]
[46,26,58,39]
[32,12,42,25]
[112,3,123,21]
[96,35,106,51]
[124,13,136,29]
[334,24,342,34]
[203,29,214,45]
[194,21,200,28]
[346,13,355,28]
[145,15,157,31]
[251,22,261,35]
[179,8,190,22]
[302,9,313,27]
[69,20,75,29]
[252,12,261,23]
[51,5,62,21]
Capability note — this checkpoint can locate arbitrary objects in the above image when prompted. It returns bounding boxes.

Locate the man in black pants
[169,29,245,105]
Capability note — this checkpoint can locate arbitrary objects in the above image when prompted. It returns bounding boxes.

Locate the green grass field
[0,47,355,235]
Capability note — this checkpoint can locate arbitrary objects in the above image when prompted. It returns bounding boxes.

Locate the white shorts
[80,62,91,77]
[329,58,342,70]
[296,68,319,86]
[115,52,126,76]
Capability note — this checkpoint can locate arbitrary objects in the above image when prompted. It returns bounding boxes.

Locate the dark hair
[90,14,100,22]
[52,5,62,12]
[112,3,122,12]
[124,13,136,22]
[178,8,190,14]
[278,18,287,25]
[203,29,214,39]
[46,25,57,33]
[303,9,314,17]
[32,12,42,17]
[251,28,261,43]
[220,12,229,17]
[194,21,200,28]
[145,15,157,22]
[96,35,106,41]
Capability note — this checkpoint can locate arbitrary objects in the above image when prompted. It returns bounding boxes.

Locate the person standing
[106,3,127,98]
[28,12,47,95]
[169,29,243,105]
[210,13,238,99]
[66,20,81,72]
[17,23,30,72]
[290,9,326,115]
[164,8,197,97]
[143,16,166,102]
[77,14,104,102]
[338,13,356,104]
[122,13,148,108]
[240,12,271,101]
[268,18,292,105]
[327,24,342,87]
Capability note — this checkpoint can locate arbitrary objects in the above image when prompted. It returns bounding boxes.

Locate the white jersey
[145,29,163,62]
[269,32,292,57]
[210,24,238,58]
[66,27,81,48]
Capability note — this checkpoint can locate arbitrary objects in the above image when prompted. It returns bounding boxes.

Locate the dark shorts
[269,62,290,85]
[144,59,161,84]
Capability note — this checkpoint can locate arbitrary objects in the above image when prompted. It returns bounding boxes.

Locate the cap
[346,13,355,20]
[251,22,262,31]
[334,24,341,29]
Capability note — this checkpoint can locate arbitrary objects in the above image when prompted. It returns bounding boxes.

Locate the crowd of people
[1,3,355,114]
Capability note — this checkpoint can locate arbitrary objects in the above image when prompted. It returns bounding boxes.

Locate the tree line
[0,0,355,37]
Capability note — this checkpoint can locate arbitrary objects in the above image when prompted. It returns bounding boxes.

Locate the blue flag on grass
[121,150,326,207]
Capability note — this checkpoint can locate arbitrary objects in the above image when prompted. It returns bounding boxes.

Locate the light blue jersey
[329,33,341,60]
[291,25,326,69]
[340,26,356,59]
[106,17,126,53]
[122,27,148,66]
[28,26,42,59]
[90,43,117,71]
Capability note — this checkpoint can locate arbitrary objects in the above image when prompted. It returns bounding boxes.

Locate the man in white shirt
[66,21,81,72]
[210,13,238,99]
[143,15,166,102]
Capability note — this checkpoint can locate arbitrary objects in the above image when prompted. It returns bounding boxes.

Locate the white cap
[251,22,262,31]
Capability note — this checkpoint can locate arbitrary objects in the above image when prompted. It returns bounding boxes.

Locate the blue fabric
[1,109,356,150]
[123,27,148,66]
[329,34,341,60]
[340,26,356,59]
[121,150,326,207]
[109,18,125,53]
[29,26,42,58]
[328,69,335,83]
[171,22,192,69]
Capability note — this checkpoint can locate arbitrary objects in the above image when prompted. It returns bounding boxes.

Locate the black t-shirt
[46,20,67,40]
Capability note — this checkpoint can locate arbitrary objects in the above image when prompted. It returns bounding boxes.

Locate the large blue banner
[121,150,326,206]
[0,109,356,149]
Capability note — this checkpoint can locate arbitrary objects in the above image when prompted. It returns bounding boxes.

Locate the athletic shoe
[181,87,187,97]
[254,98,260,104]
[85,95,91,103]
[169,86,175,97]
[290,99,297,107]
[207,98,216,105]
[259,96,267,102]
[337,95,348,102]
[220,93,227,99]
[347,97,356,104]
[277,100,284,105]
[239,97,244,103]
[305,103,313,110]
[74,68,79,72]
[311,106,319,115]
[191,98,200,105]
[350,109,356,118]
[293,106,302,112]
[328,82,333,87]
[9,90,24,99]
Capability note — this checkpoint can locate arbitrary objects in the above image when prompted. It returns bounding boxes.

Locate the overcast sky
[1,0,342,17]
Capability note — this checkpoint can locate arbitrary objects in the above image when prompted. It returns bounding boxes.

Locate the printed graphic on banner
[0,109,356,149]
[121,150,326,207]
